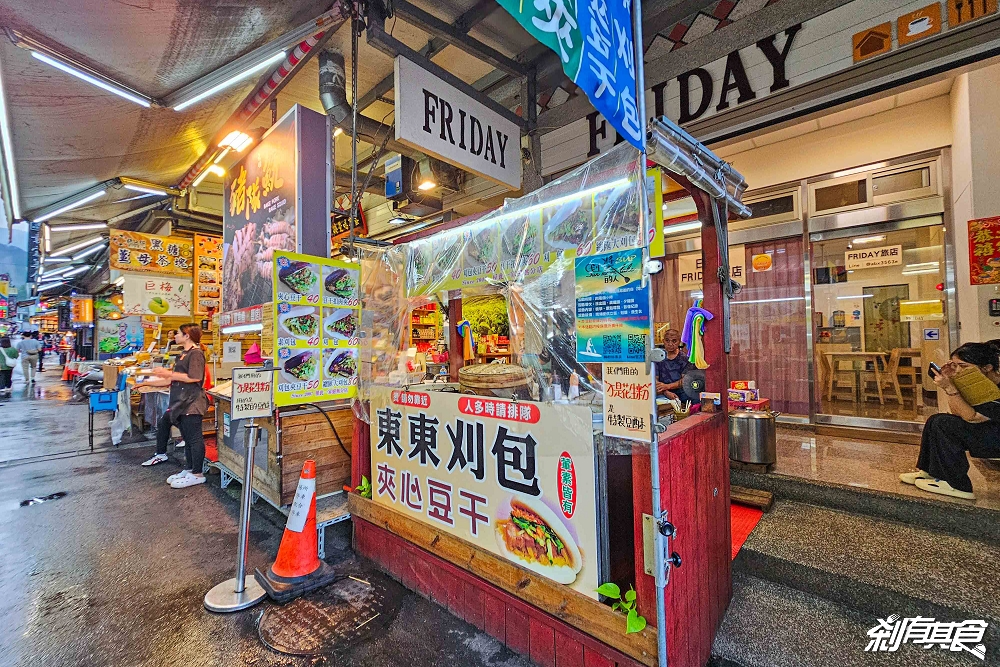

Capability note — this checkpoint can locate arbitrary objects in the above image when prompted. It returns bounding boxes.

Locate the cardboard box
[730,380,757,390]
[729,398,771,411]
[728,388,760,402]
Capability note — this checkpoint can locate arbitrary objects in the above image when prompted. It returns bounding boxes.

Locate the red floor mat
[731,502,764,560]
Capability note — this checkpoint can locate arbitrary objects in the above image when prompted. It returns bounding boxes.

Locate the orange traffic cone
[254,460,340,602]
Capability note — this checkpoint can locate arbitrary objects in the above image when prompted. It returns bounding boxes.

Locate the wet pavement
[0,365,532,667]
[0,358,114,463]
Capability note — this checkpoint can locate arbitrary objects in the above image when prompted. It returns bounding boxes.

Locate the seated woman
[899,343,1000,500]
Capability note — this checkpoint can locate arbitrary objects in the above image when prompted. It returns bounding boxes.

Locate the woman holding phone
[899,343,1000,499]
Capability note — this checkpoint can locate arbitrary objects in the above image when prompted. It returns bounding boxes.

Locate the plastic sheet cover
[355,142,646,421]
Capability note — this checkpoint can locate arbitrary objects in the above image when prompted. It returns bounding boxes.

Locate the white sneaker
[175,440,186,449]
[899,470,932,485]
[170,474,206,489]
[141,453,169,467]
[915,478,976,500]
[167,470,193,484]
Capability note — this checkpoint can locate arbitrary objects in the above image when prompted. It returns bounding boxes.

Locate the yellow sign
[751,252,773,272]
[649,168,665,259]
[852,23,892,63]
[110,230,193,276]
[370,386,600,598]
[899,299,944,322]
[193,234,222,315]
[272,250,359,407]
[898,4,941,46]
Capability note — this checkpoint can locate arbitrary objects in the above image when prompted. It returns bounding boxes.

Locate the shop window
[871,162,937,205]
[749,194,795,219]
[812,178,868,214]
[733,187,801,232]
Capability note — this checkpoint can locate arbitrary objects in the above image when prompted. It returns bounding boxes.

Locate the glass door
[811,222,950,427]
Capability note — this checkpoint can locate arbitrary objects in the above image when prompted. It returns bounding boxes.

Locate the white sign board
[122,274,192,316]
[540,0,932,175]
[223,341,242,363]
[678,246,745,291]
[394,56,521,190]
[845,245,902,270]
[231,367,273,420]
[602,362,652,442]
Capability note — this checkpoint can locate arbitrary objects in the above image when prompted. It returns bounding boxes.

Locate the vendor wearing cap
[655,328,696,404]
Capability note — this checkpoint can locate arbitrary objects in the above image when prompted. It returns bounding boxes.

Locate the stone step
[732,500,1000,655]
[712,574,979,667]
[731,467,1000,545]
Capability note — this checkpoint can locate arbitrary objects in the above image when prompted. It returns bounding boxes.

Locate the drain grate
[20,491,67,507]
[258,571,403,656]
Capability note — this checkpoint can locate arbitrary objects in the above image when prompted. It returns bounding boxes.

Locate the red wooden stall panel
[631,415,731,667]
[354,518,646,667]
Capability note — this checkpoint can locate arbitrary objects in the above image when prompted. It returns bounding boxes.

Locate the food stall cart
[346,118,750,667]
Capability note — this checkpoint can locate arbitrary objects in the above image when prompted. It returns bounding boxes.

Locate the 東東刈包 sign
[369,387,599,598]
[845,245,902,270]
[394,56,521,190]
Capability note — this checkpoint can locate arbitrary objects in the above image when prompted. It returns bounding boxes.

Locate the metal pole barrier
[632,3,674,666]
[204,418,267,612]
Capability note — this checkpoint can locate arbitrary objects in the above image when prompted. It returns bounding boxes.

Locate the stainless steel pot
[728,410,780,464]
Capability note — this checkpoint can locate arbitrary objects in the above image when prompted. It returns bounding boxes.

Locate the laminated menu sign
[575,248,650,363]
[231,368,273,420]
[193,234,222,315]
[272,251,360,407]
[369,387,600,598]
[602,362,652,442]
[110,230,193,276]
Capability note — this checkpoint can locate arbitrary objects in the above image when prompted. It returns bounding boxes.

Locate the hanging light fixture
[50,235,106,257]
[219,131,254,152]
[30,51,152,108]
[32,188,107,223]
[416,158,436,191]
[47,222,108,232]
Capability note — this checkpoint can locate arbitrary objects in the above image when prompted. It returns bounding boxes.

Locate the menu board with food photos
[194,234,222,315]
[272,250,359,407]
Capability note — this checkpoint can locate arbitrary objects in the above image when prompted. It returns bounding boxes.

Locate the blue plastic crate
[89,390,118,412]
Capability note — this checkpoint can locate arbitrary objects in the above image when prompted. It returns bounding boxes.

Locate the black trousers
[37,351,43,372]
[0,369,11,390]
[156,411,206,473]
[917,413,1000,492]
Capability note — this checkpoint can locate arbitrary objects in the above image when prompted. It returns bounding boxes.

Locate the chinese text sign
[110,231,193,276]
[602,362,651,441]
[122,275,192,316]
[969,217,1000,285]
[497,0,642,150]
[575,248,650,362]
[369,387,600,598]
[272,250,360,407]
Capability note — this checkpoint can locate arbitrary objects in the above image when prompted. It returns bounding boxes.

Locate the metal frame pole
[204,417,266,612]
[633,3,671,667]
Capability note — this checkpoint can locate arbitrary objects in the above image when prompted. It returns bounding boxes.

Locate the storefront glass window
[811,222,949,424]
[729,239,809,416]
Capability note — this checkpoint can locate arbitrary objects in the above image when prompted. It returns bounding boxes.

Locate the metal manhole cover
[258,571,403,656]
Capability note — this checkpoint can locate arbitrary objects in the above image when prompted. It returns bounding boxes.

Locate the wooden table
[823,351,888,404]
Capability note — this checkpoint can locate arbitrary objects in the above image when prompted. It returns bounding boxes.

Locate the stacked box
[728,388,760,402]
[730,380,757,390]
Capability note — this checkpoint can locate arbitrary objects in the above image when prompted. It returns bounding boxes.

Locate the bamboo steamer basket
[459,363,532,400]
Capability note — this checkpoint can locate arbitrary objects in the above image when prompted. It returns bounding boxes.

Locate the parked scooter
[73,363,104,396]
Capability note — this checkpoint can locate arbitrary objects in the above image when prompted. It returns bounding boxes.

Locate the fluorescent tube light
[903,262,939,270]
[40,264,78,278]
[122,184,168,196]
[901,269,940,276]
[173,51,286,111]
[0,59,21,219]
[832,162,886,178]
[221,323,264,334]
[47,222,108,232]
[42,256,71,264]
[837,294,874,299]
[191,169,211,188]
[31,51,151,107]
[851,235,886,245]
[73,242,107,261]
[50,235,106,257]
[63,265,90,278]
[334,127,344,137]
[213,147,231,164]
[113,275,125,287]
[37,281,66,292]
[663,221,703,236]
[219,131,253,152]
[207,165,225,176]
[44,225,51,252]
[34,189,106,223]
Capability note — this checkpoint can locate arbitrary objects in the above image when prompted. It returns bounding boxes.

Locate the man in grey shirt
[16,332,43,384]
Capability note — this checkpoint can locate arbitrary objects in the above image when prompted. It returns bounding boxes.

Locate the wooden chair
[821,345,860,402]
[861,348,903,405]
[895,348,923,407]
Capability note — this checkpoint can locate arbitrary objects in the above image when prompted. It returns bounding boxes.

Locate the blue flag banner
[498,0,643,150]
